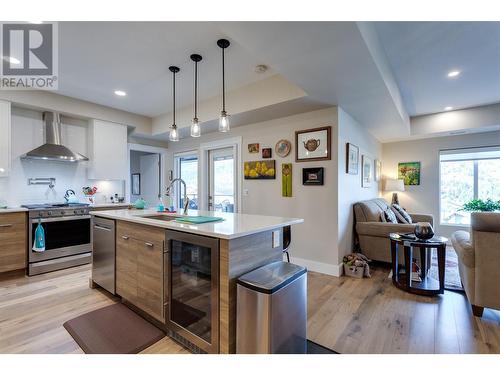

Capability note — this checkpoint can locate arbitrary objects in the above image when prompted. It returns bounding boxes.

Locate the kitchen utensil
[64,189,79,204]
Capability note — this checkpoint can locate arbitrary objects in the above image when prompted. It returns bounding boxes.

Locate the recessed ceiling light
[447,70,461,78]
[444,106,453,111]
[114,90,127,97]
[7,56,21,65]
[29,21,43,24]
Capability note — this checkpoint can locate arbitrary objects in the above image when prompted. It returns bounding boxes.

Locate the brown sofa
[354,198,434,263]
[451,212,500,317]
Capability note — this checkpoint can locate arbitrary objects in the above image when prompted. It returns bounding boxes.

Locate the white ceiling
[375,22,500,116]
[58,22,275,117]
[53,21,500,142]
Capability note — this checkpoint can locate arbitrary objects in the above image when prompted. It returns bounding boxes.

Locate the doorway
[129,150,161,206]
[208,147,235,212]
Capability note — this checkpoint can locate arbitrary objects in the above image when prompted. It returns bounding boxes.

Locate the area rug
[63,303,165,354]
[428,246,463,291]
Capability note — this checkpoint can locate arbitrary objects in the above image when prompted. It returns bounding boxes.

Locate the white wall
[165,108,341,275]
[382,130,500,239]
[0,107,123,207]
[337,108,382,264]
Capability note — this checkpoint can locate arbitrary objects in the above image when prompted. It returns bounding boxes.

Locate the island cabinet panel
[0,212,27,273]
[115,221,165,323]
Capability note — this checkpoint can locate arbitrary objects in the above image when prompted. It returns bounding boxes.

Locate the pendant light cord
[172,70,176,126]
[222,47,225,112]
[194,60,198,118]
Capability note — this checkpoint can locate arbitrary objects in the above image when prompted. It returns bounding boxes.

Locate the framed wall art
[361,155,372,188]
[275,139,291,157]
[302,167,324,185]
[248,143,259,153]
[244,160,276,179]
[346,143,359,174]
[398,161,421,185]
[374,159,382,182]
[262,147,272,158]
[295,126,331,162]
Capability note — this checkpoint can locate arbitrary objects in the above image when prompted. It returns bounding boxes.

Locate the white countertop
[0,207,28,214]
[91,208,303,239]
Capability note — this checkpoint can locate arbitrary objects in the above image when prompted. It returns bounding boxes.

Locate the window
[440,147,500,225]
[174,153,198,210]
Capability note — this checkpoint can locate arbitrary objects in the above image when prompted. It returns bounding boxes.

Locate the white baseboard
[289,256,343,277]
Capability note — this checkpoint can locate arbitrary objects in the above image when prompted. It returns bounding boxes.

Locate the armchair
[451,212,500,317]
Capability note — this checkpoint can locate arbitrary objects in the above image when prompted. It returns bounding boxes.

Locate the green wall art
[282,163,292,197]
[398,161,421,185]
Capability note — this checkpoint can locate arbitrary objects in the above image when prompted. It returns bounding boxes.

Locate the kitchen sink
[142,214,182,222]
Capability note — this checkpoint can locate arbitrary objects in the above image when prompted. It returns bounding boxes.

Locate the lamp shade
[384,178,405,192]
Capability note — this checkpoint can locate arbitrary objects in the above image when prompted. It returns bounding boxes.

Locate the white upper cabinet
[87,119,128,180]
[0,100,11,178]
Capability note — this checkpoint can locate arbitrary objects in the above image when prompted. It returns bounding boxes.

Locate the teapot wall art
[295,126,331,162]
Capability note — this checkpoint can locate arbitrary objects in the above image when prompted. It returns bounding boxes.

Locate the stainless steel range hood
[21,111,89,162]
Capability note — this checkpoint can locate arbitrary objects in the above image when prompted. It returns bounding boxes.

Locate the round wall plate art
[275,139,291,157]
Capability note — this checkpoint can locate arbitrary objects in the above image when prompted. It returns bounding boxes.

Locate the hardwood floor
[0,265,188,354]
[1,263,499,354]
[308,265,500,354]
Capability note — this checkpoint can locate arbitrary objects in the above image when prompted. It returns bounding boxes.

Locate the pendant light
[190,54,202,137]
[217,39,230,132]
[168,66,180,142]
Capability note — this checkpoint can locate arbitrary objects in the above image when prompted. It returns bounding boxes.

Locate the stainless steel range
[22,203,92,276]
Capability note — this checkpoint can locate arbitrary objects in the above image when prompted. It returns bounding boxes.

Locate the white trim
[172,150,200,211]
[290,256,343,277]
[199,136,242,213]
[127,143,168,204]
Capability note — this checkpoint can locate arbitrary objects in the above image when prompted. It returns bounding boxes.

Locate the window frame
[439,146,500,226]
[173,150,199,211]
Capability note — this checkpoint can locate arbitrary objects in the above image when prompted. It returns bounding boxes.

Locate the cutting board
[174,216,224,224]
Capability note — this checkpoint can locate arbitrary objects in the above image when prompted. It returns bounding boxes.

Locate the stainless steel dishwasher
[91,217,116,294]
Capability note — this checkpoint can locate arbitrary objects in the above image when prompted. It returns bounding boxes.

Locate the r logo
[2,23,54,76]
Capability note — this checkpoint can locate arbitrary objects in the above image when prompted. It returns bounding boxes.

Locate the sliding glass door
[208,147,236,213]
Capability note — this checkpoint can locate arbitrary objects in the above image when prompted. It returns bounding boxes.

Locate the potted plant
[461,199,500,212]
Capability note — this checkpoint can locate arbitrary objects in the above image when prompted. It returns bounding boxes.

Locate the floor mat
[63,303,165,354]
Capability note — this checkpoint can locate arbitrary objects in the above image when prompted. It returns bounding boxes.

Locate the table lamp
[384,179,405,205]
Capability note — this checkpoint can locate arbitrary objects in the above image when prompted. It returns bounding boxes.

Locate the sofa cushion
[381,208,398,224]
[354,198,391,223]
[391,204,413,224]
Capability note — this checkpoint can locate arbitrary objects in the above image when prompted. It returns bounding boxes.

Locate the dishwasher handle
[94,224,112,232]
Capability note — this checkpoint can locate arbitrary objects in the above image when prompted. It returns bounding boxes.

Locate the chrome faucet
[166,178,189,215]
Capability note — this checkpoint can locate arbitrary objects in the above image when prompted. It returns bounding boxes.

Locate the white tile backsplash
[0,107,124,207]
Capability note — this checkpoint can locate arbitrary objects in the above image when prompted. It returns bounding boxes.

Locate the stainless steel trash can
[236,261,307,354]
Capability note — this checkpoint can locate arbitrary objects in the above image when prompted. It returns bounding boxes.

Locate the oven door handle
[33,215,91,223]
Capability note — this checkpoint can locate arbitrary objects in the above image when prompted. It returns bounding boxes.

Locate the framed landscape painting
[398,162,421,185]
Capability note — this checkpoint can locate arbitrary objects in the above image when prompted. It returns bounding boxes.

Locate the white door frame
[127,143,168,203]
[172,149,200,211]
[199,137,242,212]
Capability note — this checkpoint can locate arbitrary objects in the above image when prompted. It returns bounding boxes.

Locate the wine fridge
[165,230,219,353]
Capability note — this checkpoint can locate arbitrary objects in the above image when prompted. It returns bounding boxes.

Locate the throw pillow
[391,204,413,224]
[381,208,398,224]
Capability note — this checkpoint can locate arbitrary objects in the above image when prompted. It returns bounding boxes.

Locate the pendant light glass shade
[219,111,230,132]
[168,65,180,142]
[190,54,202,138]
[217,39,230,134]
[191,118,201,137]
[169,125,179,142]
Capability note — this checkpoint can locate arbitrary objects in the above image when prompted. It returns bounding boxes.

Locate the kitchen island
[90,208,303,353]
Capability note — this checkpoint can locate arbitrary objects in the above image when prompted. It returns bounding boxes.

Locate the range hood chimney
[21,111,89,162]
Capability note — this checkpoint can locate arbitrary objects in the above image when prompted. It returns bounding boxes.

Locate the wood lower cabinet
[115,221,165,323]
[0,212,27,273]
